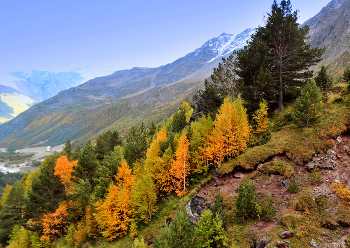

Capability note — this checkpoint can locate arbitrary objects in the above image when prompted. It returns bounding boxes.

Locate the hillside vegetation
[2,1,350,248]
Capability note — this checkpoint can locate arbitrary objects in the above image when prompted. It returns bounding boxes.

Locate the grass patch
[219,102,349,175]
[257,160,295,178]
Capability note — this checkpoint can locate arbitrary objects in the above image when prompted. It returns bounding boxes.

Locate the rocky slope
[303,0,350,76]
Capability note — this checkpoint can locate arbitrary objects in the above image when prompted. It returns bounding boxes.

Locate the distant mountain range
[303,0,350,76]
[0,28,254,150]
[0,70,84,124]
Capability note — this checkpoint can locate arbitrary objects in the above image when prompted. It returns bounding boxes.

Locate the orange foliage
[330,182,350,203]
[95,160,135,240]
[208,97,251,167]
[54,156,77,193]
[41,202,69,243]
[171,132,190,197]
[145,130,173,196]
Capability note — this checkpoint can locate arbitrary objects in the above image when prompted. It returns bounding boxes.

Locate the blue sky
[0,0,331,79]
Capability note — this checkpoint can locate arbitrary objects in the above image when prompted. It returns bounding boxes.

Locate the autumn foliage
[54,156,77,193]
[95,159,135,240]
[171,131,191,197]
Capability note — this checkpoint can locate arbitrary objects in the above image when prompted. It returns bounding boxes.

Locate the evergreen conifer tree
[235,0,323,112]
[0,182,25,244]
[24,152,66,231]
[315,65,333,93]
[292,79,322,127]
[63,139,72,159]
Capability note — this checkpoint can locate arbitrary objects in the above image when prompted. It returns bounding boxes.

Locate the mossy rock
[257,161,294,178]
[279,214,304,229]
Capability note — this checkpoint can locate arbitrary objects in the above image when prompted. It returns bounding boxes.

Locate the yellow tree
[209,97,251,167]
[190,115,213,173]
[131,173,158,222]
[41,202,69,243]
[54,156,77,193]
[252,101,269,133]
[144,129,173,196]
[95,159,135,240]
[171,131,191,197]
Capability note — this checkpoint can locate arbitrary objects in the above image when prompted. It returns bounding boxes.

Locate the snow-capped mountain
[194,28,254,63]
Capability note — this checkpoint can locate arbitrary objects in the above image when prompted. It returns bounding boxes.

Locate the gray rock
[309,240,321,247]
[278,179,290,188]
[256,236,270,248]
[234,172,244,178]
[306,162,317,172]
[185,195,207,224]
[278,231,294,239]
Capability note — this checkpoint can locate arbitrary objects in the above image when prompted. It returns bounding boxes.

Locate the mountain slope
[0,29,253,150]
[303,0,350,76]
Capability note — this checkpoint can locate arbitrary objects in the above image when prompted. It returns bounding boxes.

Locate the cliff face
[303,0,350,76]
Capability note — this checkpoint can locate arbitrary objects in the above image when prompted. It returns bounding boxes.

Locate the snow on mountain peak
[200,28,255,63]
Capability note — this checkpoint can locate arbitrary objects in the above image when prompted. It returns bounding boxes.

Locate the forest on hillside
[2,1,350,247]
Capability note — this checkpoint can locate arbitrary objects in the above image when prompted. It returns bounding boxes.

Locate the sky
[0,0,332,80]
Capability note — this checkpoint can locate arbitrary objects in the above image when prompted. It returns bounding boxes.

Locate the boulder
[256,236,270,248]
[278,179,290,188]
[278,231,294,239]
[276,241,289,248]
[185,195,207,224]
[305,162,317,172]
[234,172,244,178]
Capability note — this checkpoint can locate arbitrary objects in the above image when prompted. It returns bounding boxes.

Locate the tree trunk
[278,65,284,112]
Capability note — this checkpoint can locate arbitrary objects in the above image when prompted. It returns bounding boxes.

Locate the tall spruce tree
[0,182,25,244]
[235,0,323,112]
[201,54,241,114]
[24,152,66,231]
[63,139,72,159]
[315,65,333,93]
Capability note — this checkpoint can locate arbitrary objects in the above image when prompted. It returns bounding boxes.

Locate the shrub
[315,194,331,209]
[258,161,294,178]
[288,180,298,193]
[309,166,323,185]
[294,191,316,212]
[235,178,261,222]
[260,196,276,221]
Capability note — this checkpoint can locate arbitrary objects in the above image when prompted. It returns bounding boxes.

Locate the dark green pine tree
[63,139,72,159]
[149,121,157,137]
[71,140,98,185]
[96,130,123,160]
[69,141,99,219]
[154,207,194,248]
[235,0,323,112]
[94,147,124,199]
[171,105,187,133]
[71,144,81,161]
[344,66,350,83]
[292,79,322,127]
[124,123,149,166]
[201,54,241,115]
[0,181,25,245]
[235,177,261,222]
[315,65,333,93]
[24,152,65,231]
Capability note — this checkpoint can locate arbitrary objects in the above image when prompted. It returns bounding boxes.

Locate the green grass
[219,102,349,175]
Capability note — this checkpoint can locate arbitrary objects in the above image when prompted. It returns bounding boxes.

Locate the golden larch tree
[171,131,191,197]
[54,156,77,193]
[95,159,135,240]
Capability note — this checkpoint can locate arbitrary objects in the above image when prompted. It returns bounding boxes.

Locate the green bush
[235,178,261,222]
[309,166,323,185]
[294,191,316,212]
[288,179,298,193]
